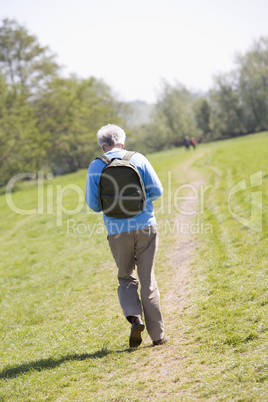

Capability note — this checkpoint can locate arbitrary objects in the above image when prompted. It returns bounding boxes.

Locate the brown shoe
[152,337,168,346]
[129,317,145,348]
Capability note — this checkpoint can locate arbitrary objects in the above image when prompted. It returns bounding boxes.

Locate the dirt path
[163,150,206,319]
[146,151,207,394]
[164,178,204,317]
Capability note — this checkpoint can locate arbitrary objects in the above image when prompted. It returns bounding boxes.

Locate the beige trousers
[108,225,164,341]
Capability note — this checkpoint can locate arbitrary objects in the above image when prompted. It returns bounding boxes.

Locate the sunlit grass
[0,132,267,400]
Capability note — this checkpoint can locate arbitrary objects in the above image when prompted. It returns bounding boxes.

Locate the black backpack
[96,151,146,219]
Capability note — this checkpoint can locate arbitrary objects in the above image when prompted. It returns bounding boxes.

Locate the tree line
[0,18,127,186]
[129,36,268,153]
[1,18,267,186]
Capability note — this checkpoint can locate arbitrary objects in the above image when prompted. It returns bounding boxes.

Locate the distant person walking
[190,138,197,150]
[85,124,167,348]
[184,136,191,150]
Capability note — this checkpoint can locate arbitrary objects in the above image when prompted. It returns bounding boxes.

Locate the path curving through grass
[0,133,267,400]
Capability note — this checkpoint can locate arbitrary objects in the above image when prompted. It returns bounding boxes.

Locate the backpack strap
[123,151,136,161]
[95,155,111,165]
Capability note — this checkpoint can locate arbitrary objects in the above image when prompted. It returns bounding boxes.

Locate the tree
[137,82,200,152]
[34,76,124,174]
[208,36,268,139]
[0,75,46,186]
[236,36,268,133]
[193,97,213,141]
[210,72,245,138]
[0,18,58,95]
[0,19,127,184]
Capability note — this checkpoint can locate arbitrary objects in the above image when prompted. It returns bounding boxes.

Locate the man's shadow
[0,346,147,380]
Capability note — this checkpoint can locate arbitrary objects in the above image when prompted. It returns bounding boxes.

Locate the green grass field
[0,132,267,400]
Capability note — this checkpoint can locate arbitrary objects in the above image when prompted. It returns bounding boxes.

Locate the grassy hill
[0,132,267,400]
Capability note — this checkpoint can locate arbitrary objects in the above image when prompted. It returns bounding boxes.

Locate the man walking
[85,124,167,347]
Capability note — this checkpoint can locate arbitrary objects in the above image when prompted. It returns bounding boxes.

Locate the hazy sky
[1,0,268,103]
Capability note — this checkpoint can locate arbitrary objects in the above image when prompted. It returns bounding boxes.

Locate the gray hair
[97,124,126,147]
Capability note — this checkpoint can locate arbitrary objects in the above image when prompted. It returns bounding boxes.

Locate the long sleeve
[85,160,103,213]
[136,155,163,202]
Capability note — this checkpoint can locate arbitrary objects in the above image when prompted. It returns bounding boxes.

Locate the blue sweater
[85,149,163,235]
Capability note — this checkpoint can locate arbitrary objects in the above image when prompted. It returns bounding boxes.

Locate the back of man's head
[97,124,126,147]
